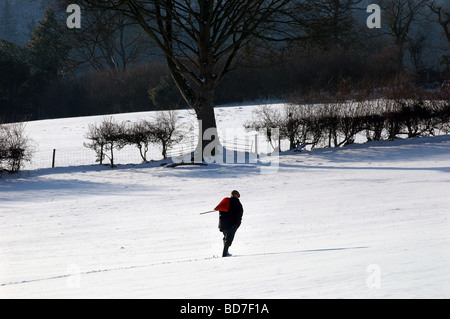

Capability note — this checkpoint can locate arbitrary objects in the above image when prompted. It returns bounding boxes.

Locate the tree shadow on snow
[0,178,118,202]
[0,168,121,202]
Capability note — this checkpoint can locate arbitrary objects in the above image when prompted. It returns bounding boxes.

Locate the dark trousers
[222,224,239,256]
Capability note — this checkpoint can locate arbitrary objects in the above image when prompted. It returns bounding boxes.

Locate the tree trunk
[192,85,220,162]
[162,141,167,159]
[166,62,221,162]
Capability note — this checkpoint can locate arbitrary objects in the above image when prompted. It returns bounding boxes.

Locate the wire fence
[23,133,290,171]
[24,146,157,170]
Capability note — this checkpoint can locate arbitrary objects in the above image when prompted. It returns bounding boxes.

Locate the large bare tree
[82,0,292,159]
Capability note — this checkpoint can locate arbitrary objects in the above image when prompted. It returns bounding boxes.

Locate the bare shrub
[84,117,126,167]
[84,111,183,165]
[125,111,182,161]
[0,122,33,173]
[149,111,183,159]
[259,77,450,152]
[124,120,154,162]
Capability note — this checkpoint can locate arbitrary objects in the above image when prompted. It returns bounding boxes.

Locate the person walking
[218,190,243,257]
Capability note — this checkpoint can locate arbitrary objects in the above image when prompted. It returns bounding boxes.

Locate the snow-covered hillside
[1,104,449,298]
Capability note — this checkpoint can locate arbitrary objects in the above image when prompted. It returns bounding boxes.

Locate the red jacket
[214,197,230,212]
[216,197,243,231]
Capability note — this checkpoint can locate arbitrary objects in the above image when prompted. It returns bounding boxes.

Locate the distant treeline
[1,2,449,123]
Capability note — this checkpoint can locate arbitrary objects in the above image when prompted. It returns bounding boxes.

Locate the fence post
[52,149,56,168]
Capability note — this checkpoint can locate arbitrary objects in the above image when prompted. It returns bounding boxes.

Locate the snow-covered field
[1,103,449,298]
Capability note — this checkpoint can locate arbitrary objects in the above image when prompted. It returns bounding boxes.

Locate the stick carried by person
[200,210,216,215]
